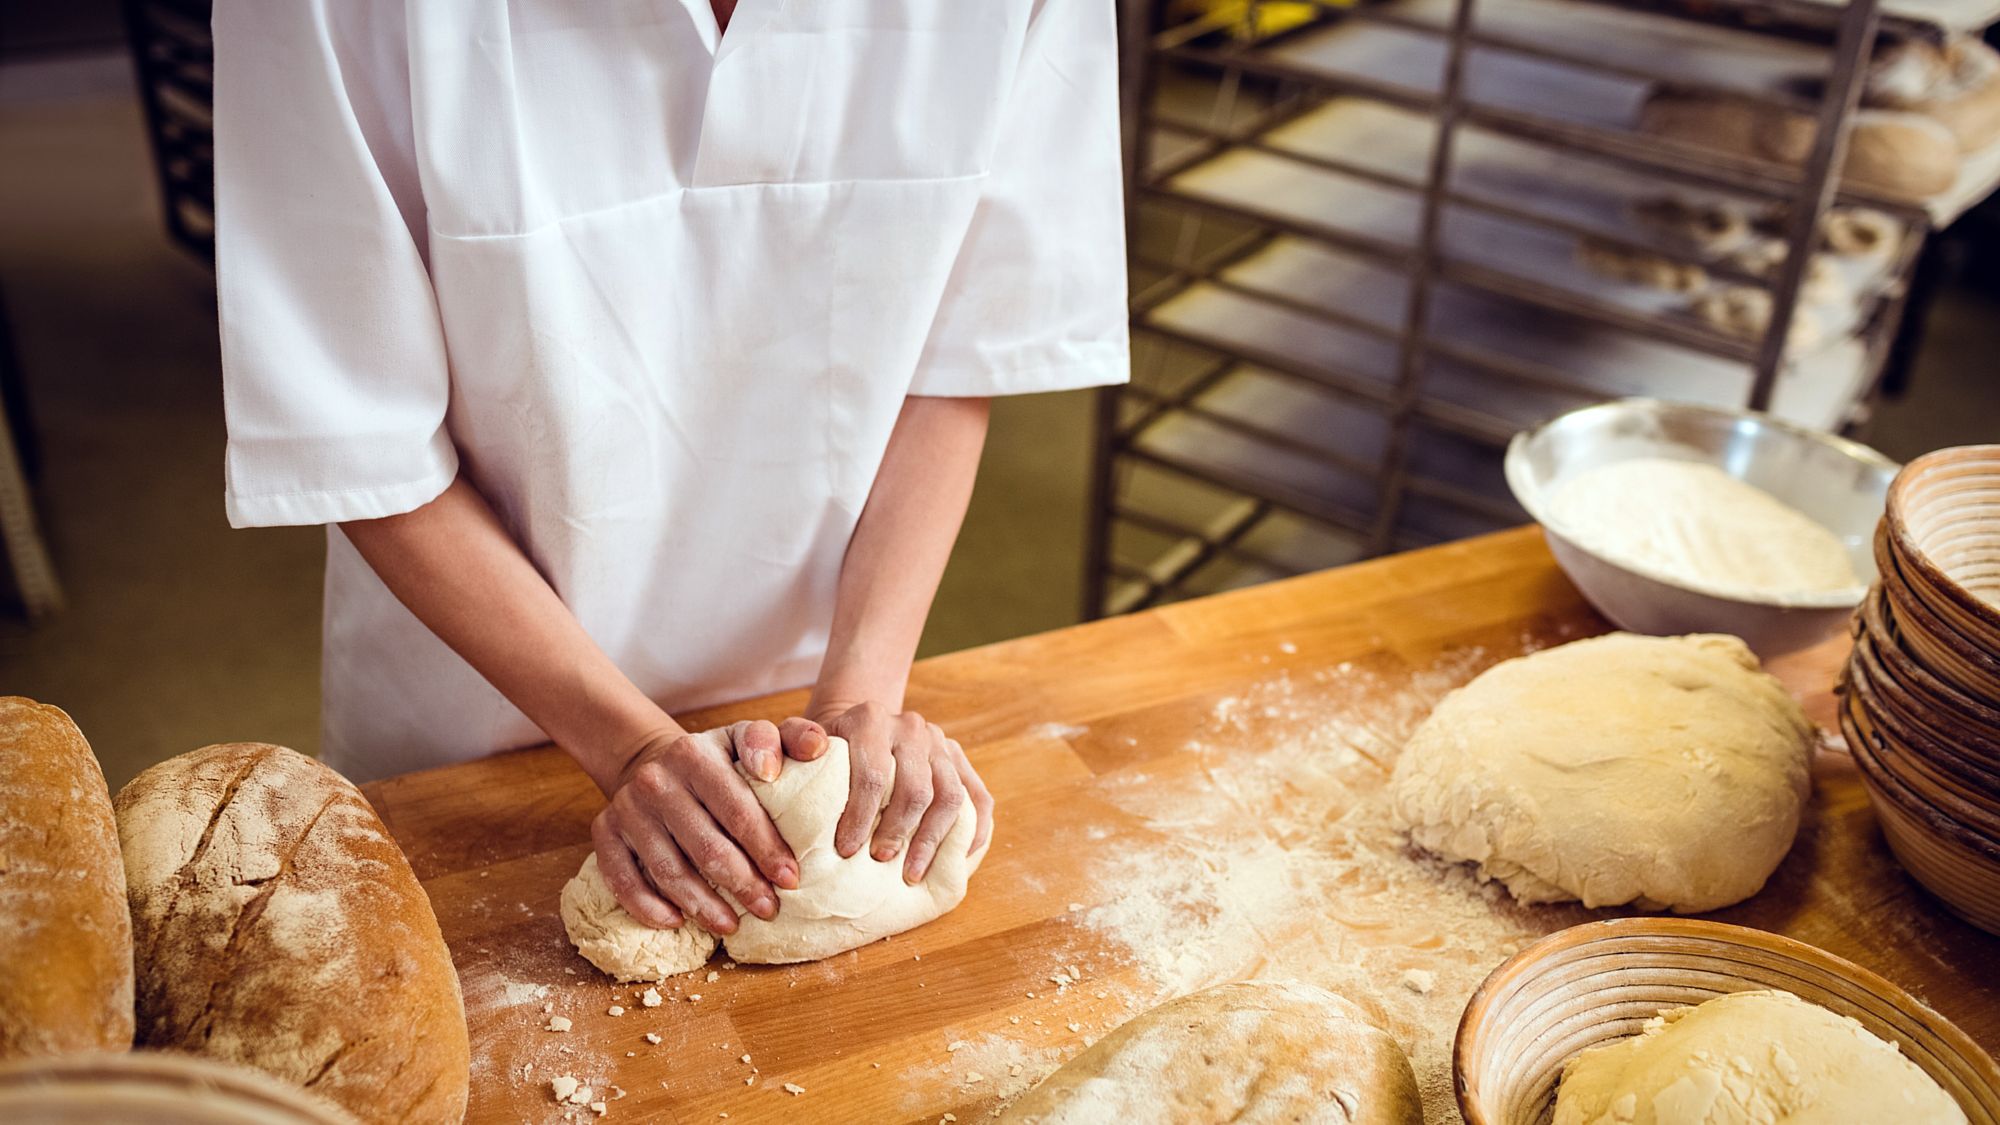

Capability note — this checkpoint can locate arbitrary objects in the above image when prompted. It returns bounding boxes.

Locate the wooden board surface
[362,528,2000,1124]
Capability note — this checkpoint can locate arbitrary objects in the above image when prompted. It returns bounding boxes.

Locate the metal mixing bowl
[1505,399,1900,657]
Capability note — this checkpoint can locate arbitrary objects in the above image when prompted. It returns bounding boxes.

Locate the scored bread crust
[115,743,468,1124]
[0,698,135,1060]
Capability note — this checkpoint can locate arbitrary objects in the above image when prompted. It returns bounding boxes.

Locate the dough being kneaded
[999,981,1421,1125]
[562,736,988,979]
[1554,989,1966,1124]
[1388,633,1813,913]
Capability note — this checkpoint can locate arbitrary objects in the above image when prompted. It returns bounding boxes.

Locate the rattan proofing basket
[1455,917,2000,1125]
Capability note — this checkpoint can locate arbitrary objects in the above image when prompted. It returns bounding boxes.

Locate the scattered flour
[1065,639,1596,1121]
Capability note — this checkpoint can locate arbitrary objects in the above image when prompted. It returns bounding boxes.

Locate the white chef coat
[213,0,1129,782]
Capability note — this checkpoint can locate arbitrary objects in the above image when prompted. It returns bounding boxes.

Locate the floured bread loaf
[1869,35,2000,153]
[116,744,468,1124]
[998,981,1421,1124]
[0,698,134,1060]
[1389,634,1813,913]
[563,736,987,979]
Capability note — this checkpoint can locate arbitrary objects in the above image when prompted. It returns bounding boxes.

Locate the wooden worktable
[362,528,2000,1124]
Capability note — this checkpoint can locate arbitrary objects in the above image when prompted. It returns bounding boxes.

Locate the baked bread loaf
[1870,36,2000,152]
[115,744,467,1124]
[0,698,134,1060]
[1638,89,1960,201]
[998,981,1422,1124]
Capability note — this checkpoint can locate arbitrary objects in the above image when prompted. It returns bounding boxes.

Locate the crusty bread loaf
[1870,36,2000,153]
[0,698,134,1061]
[1639,89,1960,201]
[0,1050,359,1124]
[115,744,467,1124]
[998,981,1422,1124]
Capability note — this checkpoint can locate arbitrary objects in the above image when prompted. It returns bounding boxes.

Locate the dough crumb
[783,1083,807,1096]
[1066,1022,1081,1033]
[706,970,720,982]
[624,1052,635,1058]
[607,1005,624,1016]
[966,1072,985,1085]
[740,1054,752,1064]
[570,1084,595,1106]
[1066,902,1084,913]
[546,1016,573,1033]
[947,1040,969,1052]
[644,1033,662,1044]
[1008,1016,1021,1025]
[1400,969,1436,995]
[1009,1065,1023,1077]
[689,994,702,1002]
[551,1077,579,1103]
[589,1102,607,1116]
[641,988,664,1007]
[942,1116,958,1123]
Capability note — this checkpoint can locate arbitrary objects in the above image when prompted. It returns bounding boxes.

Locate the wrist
[571,710,687,796]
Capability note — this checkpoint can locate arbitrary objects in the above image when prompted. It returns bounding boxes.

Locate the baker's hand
[808,702,994,884]
[591,717,829,933]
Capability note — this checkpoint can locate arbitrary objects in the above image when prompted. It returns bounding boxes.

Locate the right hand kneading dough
[1389,633,1813,913]
[1554,989,1964,1125]
[998,981,1421,1124]
[563,736,987,979]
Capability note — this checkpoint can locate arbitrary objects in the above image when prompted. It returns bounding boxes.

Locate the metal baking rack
[1085,0,1982,618]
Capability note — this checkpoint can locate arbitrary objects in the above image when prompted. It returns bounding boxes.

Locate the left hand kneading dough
[563,736,988,979]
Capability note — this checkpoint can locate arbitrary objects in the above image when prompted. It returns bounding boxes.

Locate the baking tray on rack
[1246,0,2000,224]
[1138,235,1875,436]
[1164,102,1900,350]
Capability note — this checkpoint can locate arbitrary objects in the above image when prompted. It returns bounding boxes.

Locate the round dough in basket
[1554,989,1965,1125]
[1388,633,1812,913]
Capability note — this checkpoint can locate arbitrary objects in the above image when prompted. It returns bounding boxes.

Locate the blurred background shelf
[1090,0,1998,616]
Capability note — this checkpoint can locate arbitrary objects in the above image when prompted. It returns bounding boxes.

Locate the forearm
[809,395,990,716]
[340,475,677,791]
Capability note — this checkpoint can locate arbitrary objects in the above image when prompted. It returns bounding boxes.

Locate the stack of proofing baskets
[1840,445,2000,934]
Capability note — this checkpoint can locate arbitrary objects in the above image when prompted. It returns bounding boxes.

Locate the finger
[683,752,798,892]
[780,717,828,761]
[834,711,896,858]
[662,778,779,923]
[591,816,683,929]
[950,737,996,854]
[737,719,783,782]
[871,717,937,861]
[904,748,969,884]
[627,817,739,935]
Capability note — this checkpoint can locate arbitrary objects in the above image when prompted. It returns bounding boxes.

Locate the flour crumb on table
[606,1005,623,1016]
[1399,969,1436,995]
[644,1032,661,1044]
[546,1016,572,1033]
[783,1082,806,1096]
[641,988,663,1007]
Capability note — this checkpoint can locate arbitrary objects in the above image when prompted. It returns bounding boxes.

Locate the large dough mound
[1388,633,1812,912]
[563,736,987,978]
[999,981,1421,1124]
[1554,989,1965,1124]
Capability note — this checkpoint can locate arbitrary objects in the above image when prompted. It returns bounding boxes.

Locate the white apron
[212,0,1128,781]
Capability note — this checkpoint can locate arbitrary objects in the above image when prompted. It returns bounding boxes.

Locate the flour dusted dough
[562,736,987,979]
[998,981,1421,1125]
[1554,989,1965,1125]
[1389,633,1813,912]
[1546,459,1863,602]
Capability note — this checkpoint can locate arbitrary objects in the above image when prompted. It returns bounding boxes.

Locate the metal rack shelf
[1086,0,1977,617]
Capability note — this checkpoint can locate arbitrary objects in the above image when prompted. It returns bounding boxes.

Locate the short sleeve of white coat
[908,0,1132,398]
[214,0,457,528]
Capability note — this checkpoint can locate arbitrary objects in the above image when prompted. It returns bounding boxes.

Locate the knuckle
[689,837,732,871]
[853,764,891,795]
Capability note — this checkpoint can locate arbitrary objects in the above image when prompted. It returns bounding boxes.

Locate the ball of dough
[561,854,719,981]
[1388,633,1813,912]
[1554,989,1966,1125]
[562,736,988,979]
[998,981,1421,1124]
